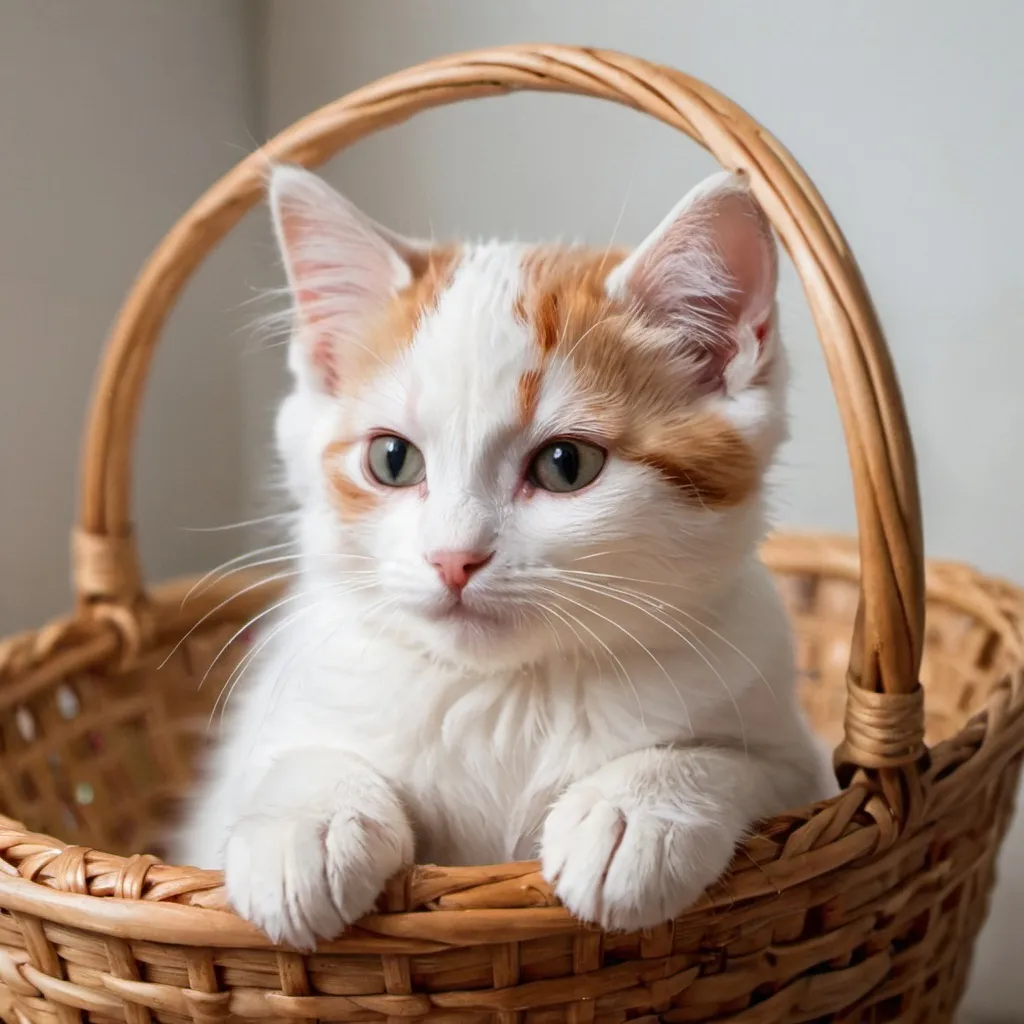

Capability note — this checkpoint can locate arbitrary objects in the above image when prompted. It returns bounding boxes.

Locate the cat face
[270,168,786,665]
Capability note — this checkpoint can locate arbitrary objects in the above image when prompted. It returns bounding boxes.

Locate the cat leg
[540,744,809,932]
[224,747,413,948]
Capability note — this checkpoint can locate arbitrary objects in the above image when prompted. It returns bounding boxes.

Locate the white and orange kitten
[176,166,835,949]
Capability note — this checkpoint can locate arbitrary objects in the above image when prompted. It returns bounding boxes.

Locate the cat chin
[400,604,555,668]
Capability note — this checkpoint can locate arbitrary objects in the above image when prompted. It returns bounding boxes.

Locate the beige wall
[260,3,1023,1018]
[0,0,262,632]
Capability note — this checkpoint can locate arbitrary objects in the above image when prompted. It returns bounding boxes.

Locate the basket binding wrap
[0,45,1021,1023]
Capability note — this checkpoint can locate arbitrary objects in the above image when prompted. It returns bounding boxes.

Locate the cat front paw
[540,779,735,932]
[225,803,413,949]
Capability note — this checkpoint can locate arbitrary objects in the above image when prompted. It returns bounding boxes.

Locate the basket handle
[74,46,926,816]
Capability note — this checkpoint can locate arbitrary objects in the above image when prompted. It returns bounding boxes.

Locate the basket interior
[0,550,1012,860]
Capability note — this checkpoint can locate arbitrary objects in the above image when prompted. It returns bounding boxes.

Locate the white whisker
[183,544,299,607]
[530,604,567,657]
[536,600,602,693]
[210,603,319,734]
[597,173,634,276]
[562,313,620,362]
[159,570,304,669]
[537,587,648,730]
[558,569,776,709]
[556,576,744,752]
[196,576,378,693]
[558,567,698,593]
[239,584,387,743]
[181,512,295,533]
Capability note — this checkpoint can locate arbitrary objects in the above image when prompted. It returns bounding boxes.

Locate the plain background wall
[2,2,1022,1018]
[0,0,263,633]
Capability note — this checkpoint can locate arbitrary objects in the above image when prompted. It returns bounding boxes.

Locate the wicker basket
[0,45,1022,1024]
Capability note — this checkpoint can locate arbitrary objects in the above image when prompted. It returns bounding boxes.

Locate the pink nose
[427,550,493,591]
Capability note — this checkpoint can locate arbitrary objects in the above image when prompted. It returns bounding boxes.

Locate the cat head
[269,166,786,666]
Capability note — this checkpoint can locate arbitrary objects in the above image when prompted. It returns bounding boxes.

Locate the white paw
[225,804,413,949]
[540,780,735,932]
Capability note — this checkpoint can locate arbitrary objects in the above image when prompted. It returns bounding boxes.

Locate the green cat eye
[529,439,606,493]
[367,435,426,487]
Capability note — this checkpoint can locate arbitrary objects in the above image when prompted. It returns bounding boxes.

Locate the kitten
[175,165,835,949]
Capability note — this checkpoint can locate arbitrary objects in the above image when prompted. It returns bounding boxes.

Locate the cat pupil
[385,439,406,480]
[552,443,579,484]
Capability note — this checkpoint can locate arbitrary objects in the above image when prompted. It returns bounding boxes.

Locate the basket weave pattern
[0,46,1022,1023]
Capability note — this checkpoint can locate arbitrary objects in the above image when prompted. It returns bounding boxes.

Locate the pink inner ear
[609,176,779,396]
[295,279,333,327]
[707,193,775,324]
[282,206,349,329]
[311,333,339,392]
[636,190,774,330]
[271,167,415,395]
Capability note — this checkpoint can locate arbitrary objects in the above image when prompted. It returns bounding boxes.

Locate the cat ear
[606,171,778,395]
[269,165,414,393]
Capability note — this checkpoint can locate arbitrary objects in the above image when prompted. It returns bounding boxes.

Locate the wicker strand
[71,527,141,604]
[840,680,926,769]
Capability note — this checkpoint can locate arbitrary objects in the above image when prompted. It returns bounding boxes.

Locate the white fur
[175,168,835,949]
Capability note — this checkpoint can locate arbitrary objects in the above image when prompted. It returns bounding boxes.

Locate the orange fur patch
[619,413,759,508]
[516,246,760,508]
[322,440,378,521]
[517,369,543,426]
[387,246,461,346]
[518,247,627,357]
[343,246,461,394]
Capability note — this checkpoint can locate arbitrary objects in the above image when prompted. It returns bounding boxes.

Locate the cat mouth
[427,598,502,627]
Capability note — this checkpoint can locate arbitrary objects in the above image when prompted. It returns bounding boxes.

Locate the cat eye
[529,439,606,493]
[366,435,426,487]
